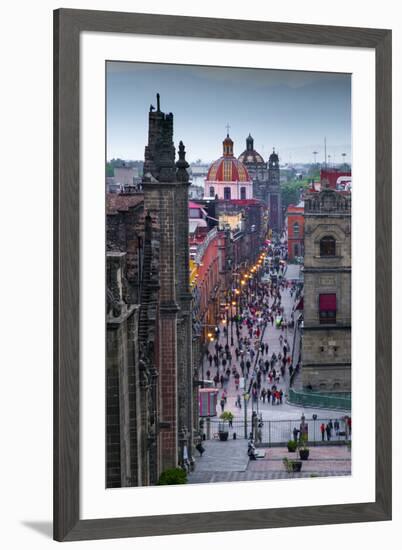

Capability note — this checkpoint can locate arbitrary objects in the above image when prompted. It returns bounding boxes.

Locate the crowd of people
[204,242,302,414]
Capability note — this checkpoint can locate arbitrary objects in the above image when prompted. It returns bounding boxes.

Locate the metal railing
[288,388,351,410]
[202,417,351,446]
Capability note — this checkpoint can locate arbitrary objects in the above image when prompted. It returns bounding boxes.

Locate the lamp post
[243,392,250,438]
[342,152,347,169]
[231,300,236,347]
[225,306,229,348]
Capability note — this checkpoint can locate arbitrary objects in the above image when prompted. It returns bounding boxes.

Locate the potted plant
[283,457,303,473]
[298,433,310,460]
[157,468,188,485]
[218,411,233,441]
[287,439,298,452]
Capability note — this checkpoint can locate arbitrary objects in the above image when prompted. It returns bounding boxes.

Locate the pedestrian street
[200,264,349,426]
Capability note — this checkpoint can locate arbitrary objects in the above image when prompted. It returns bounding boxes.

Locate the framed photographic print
[54,8,392,542]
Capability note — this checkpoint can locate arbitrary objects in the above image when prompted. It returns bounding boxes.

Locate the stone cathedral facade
[106,95,195,487]
[301,186,351,392]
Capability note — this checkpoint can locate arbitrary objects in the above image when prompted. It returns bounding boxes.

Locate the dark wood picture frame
[54,8,392,542]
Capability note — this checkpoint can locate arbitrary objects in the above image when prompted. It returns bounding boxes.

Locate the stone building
[106,250,141,488]
[301,186,351,392]
[237,136,283,235]
[266,149,282,234]
[106,94,196,487]
[287,202,305,261]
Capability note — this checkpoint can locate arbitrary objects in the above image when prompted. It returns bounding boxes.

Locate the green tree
[281,180,310,210]
[106,162,114,177]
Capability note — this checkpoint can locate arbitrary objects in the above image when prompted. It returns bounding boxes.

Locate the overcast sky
[106,61,351,165]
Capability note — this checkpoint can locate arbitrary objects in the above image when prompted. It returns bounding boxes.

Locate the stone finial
[156,93,160,111]
[176,140,190,183]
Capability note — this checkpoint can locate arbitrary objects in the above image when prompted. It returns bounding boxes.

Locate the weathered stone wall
[301,189,351,392]
[106,252,141,487]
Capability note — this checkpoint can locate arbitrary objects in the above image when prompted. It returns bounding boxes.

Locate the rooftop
[106,193,144,214]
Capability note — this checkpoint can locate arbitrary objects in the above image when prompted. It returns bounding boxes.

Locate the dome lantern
[223,133,234,157]
[246,133,254,152]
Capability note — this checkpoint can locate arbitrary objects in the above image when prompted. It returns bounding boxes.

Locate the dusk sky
[106,61,351,165]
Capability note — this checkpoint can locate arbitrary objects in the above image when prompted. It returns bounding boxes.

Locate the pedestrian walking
[334,419,340,436]
[267,388,271,404]
[326,424,331,441]
[275,390,280,405]
[320,423,325,442]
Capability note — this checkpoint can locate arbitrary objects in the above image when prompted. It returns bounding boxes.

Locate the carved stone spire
[143,93,176,183]
[176,141,190,183]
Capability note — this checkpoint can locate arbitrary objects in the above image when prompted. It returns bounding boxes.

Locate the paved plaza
[194,263,351,481]
[188,440,351,484]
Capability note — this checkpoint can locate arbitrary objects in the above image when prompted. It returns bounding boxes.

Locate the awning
[319,293,336,311]
[295,297,304,310]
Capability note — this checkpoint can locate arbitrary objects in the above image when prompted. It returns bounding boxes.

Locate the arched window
[224,187,231,200]
[294,243,299,257]
[293,222,299,236]
[240,186,246,200]
[320,236,336,257]
[209,186,215,197]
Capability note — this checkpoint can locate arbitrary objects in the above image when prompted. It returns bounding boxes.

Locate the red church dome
[206,134,251,183]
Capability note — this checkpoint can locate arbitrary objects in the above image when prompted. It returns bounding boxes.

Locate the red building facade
[287,203,305,261]
[190,226,227,340]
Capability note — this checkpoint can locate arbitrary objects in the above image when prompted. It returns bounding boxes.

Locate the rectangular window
[319,293,336,324]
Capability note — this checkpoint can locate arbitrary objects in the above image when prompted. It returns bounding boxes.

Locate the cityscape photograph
[105,61,352,488]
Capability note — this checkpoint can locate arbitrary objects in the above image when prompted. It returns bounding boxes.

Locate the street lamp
[243,392,250,438]
[224,306,229,347]
[342,152,347,169]
[230,301,236,346]
[313,150,318,164]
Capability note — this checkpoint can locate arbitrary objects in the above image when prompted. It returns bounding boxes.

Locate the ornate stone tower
[267,148,282,234]
[302,187,351,392]
[142,94,194,474]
